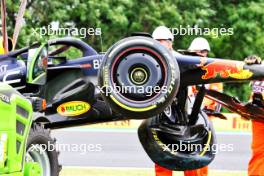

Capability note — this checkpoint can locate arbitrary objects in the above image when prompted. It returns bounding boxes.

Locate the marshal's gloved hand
[244,55,262,65]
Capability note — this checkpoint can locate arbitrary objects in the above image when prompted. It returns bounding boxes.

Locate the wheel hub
[130,67,148,85]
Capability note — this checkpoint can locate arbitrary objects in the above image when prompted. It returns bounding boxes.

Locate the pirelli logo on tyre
[103,66,110,87]
[57,101,91,116]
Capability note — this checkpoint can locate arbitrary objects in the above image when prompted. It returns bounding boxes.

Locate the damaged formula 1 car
[1,36,264,175]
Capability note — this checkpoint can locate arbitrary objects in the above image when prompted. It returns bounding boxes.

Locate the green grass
[60,167,247,176]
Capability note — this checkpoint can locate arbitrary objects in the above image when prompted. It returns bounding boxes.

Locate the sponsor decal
[80,63,92,68]
[57,101,91,116]
[93,59,101,69]
[201,60,253,80]
[2,70,21,84]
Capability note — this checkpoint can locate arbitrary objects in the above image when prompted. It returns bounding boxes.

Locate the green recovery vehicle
[0,43,57,176]
[0,83,41,176]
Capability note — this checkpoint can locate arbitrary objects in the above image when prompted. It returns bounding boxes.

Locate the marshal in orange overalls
[248,80,264,176]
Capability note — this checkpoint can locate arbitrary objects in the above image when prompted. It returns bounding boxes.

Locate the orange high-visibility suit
[155,164,209,176]
[248,120,264,176]
[155,83,223,176]
[248,80,264,176]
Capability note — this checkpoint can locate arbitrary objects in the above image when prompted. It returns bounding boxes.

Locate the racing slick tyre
[138,111,216,171]
[99,36,180,118]
[26,123,61,176]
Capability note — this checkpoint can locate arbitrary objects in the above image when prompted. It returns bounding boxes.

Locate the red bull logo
[201,60,253,80]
